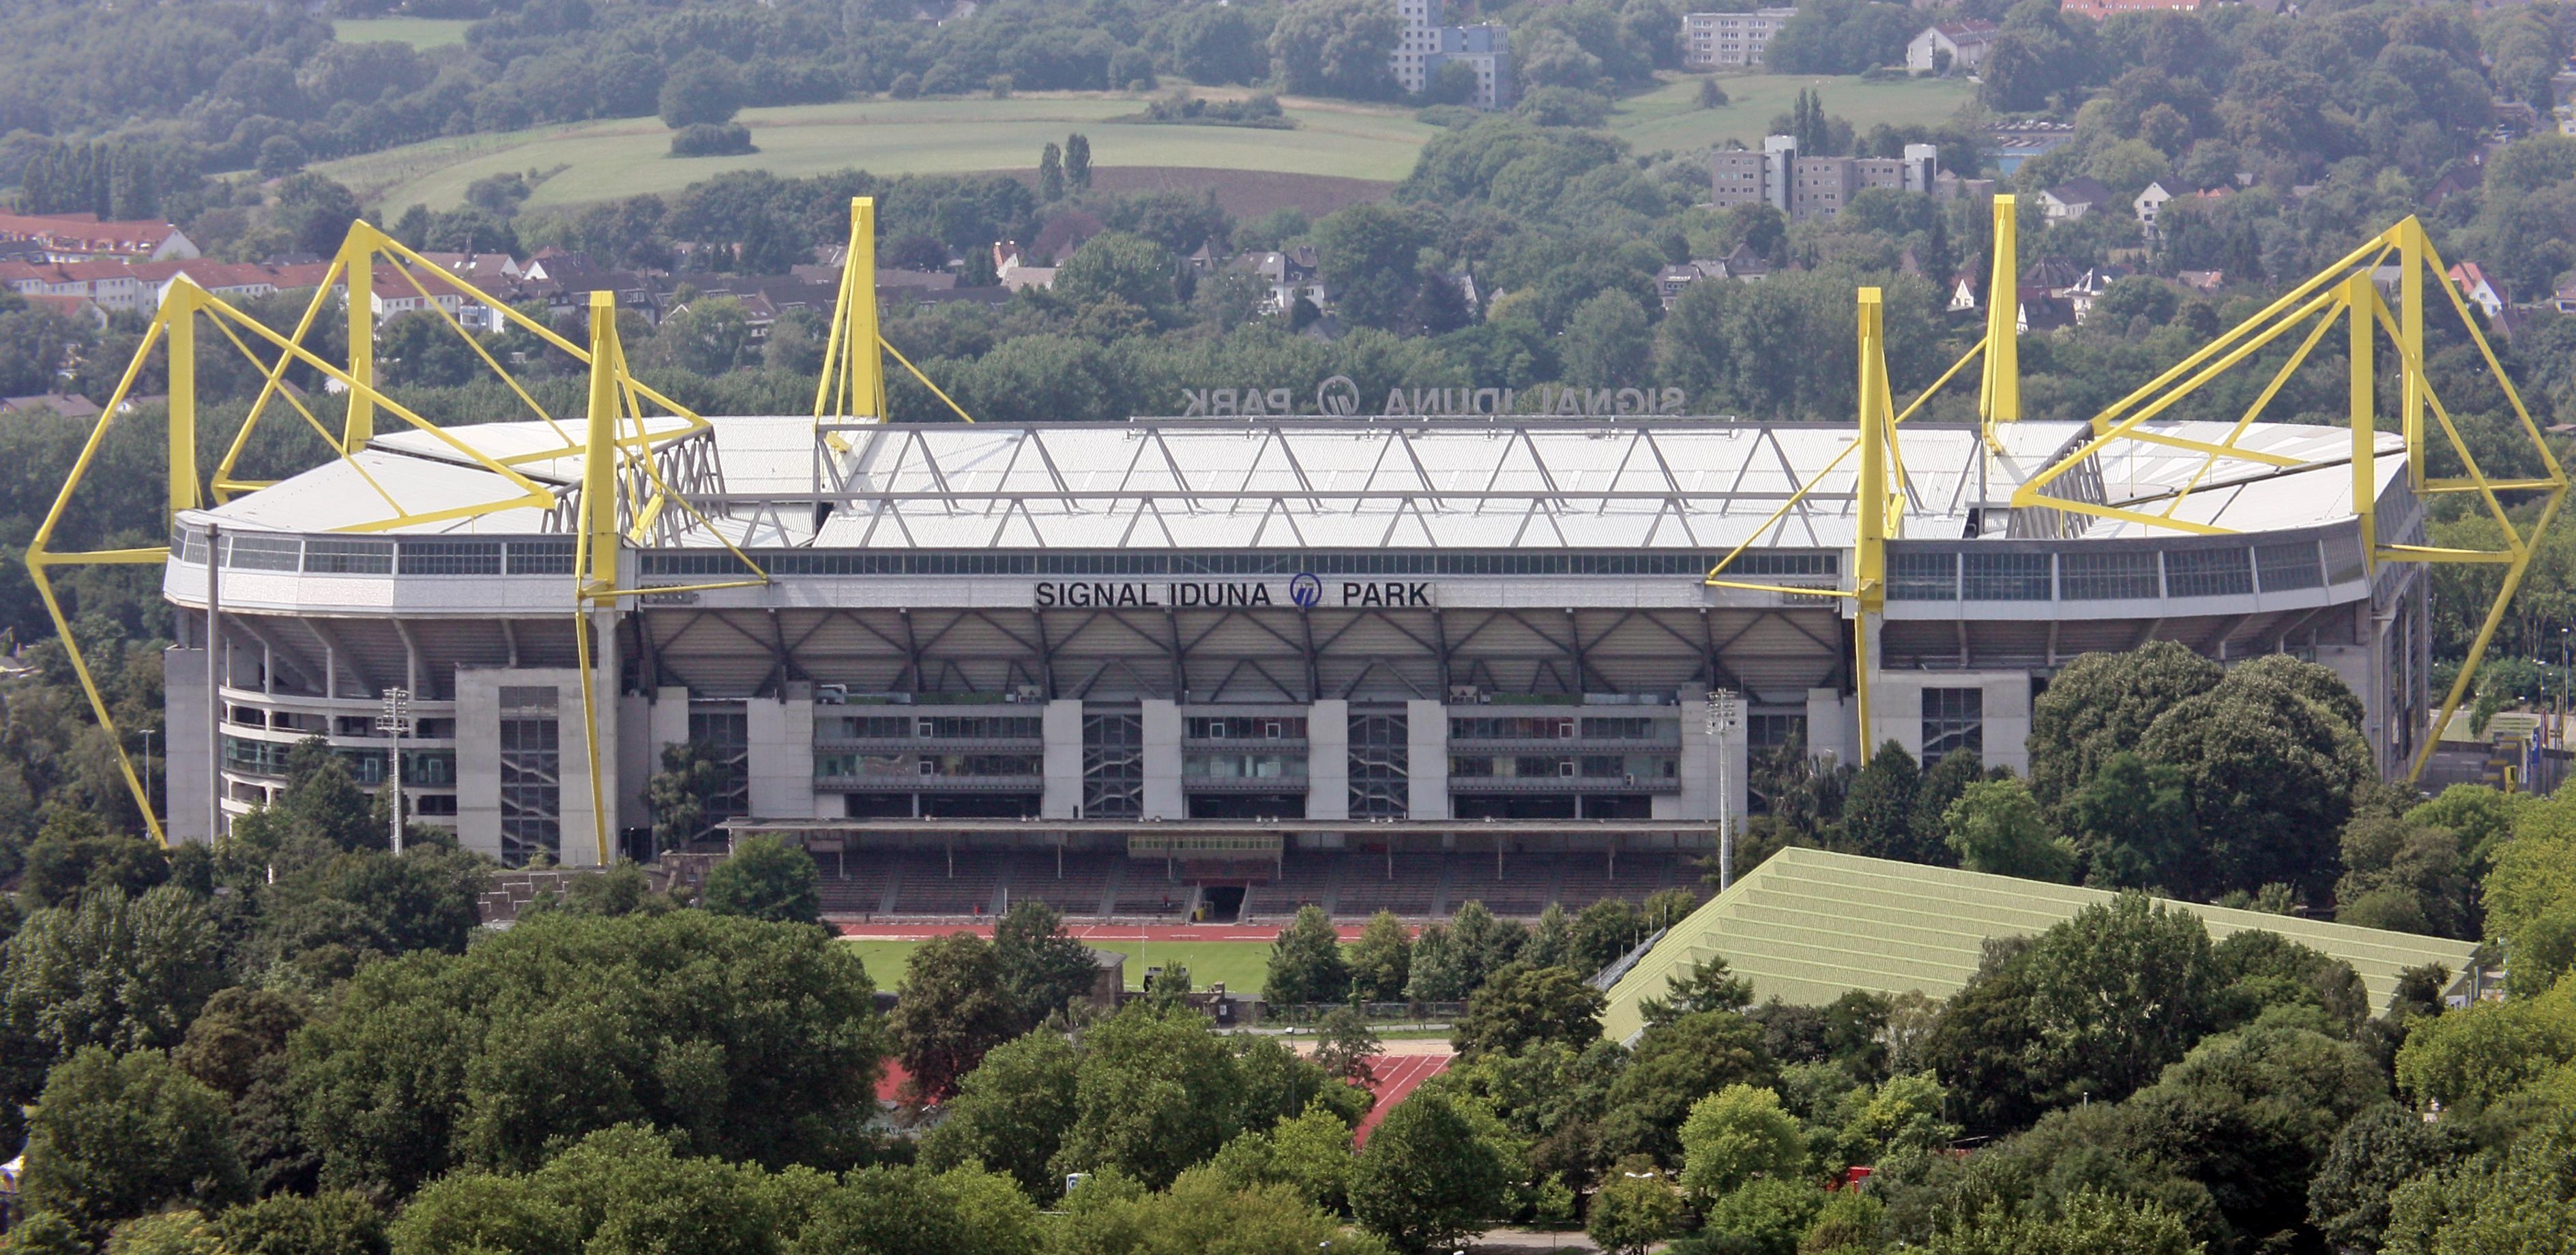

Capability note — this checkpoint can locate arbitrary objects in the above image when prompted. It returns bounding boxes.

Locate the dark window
[1963,552,2052,600]
[1746,713,1806,750]
[398,541,503,576]
[1921,688,1983,760]
[499,716,561,867]
[2255,541,2324,592]
[687,709,750,837]
[1349,713,1409,818]
[507,541,576,576]
[2060,551,2160,600]
[1888,551,1959,600]
[305,539,394,574]
[2165,547,2253,598]
[1083,713,1143,819]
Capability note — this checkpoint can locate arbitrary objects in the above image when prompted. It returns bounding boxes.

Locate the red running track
[1353,1052,1453,1147]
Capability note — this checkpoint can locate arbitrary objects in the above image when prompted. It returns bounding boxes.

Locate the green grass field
[314,74,1974,213]
[330,16,475,49]
[1605,72,1975,156]
[320,95,1440,212]
[846,938,1278,995]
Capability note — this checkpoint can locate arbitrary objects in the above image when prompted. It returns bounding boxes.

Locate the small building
[1394,0,1514,109]
[2134,181,2176,239]
[2060,0,2199,19]
[1083,947,1125,1009]
[0,211,199,263]
[0,394,103,420]
[2446,262,2507,319]
[1905,20,1998,74]
[2038,177,2114,222]
[1655,260,1727,308]
[1682,8,1798,70]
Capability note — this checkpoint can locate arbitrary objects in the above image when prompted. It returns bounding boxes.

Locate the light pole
[376,688,412,855]
[1704,688,1741,891]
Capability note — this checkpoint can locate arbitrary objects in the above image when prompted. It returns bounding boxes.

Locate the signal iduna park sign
[1034,574,1433,608]
[1177,376,1689,417]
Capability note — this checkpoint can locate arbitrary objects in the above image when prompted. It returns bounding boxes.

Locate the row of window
[1184,716,1307,741]
[1448,716,1676,741]
[814,752,1046,780]
[1183,752,1307,780]
[220,737,457,786]
[1449,754,1679,780]
[178,531,576,576]
[817,715,1043,741]
[639,550,1842,578]
[1886,540,2337,602]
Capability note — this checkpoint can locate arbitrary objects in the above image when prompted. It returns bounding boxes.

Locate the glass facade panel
[1083,713,1144,819]
[1921,688,1984,760]
[2060,551,2160,600]
[1349,713,1408,818]
[1888,551,1959,600]
[2165,547,2254,597]
[499,716,561,867]
[1962,552,2052,600]
[2255,540,2324,591]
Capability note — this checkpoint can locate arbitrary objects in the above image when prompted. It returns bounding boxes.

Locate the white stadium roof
[186,415,2401,550]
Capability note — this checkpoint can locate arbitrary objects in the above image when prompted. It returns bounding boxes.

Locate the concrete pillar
[1980,674,2032,776]
[1042,698,1083,819]
[567,612,618,867]
[649,685,691,756]
[616,693,652,830]
[1141,699,1183,818]
[746,690,815,820]
[1306,699,1349,821]
[1405,698,1447,821]
[164,646,211,844]
[1806,688,1857,767]
[453,673,503,862]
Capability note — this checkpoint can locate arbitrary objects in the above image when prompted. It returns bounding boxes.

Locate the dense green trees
[291,909,886,1197]
[1263,904,1351,1007]
[23,1048,247,1241]
[699,834,821,924]
[1349,1091,1510,1252]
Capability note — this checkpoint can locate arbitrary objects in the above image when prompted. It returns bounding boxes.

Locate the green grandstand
[1600,848,2480,1044]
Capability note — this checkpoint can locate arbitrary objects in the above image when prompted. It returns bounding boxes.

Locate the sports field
[845,936,1282,995]
[330,16,474,49]
[313,74,1975,213]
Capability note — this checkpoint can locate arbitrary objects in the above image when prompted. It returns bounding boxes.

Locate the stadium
[32,201,2559,923]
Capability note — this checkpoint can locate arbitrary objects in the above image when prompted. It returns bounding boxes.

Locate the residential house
[1948,268,1980,312]
[2018,293,2078,332]
[2134,181,2175,241]
[2060,0,2199,19]
[1033,211,1107,265]
[2447,262,2507,319]
[2038,177,2114,221]
[0,211,199,263]
[2060,265,2136,323]
[1239,247,1327,313]
[18,294,107,330]
[2176,270,2225,293]
[1723,241,1771,282]
[1655,260,1727,308]
[1712,135,1940,220]
[995,242,1058,293]
[1682,9,1797,69]
[0,394,101,420]
[2549,275,2576,315]
[1906,21,1997,74]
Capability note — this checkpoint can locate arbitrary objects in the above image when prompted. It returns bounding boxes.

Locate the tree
[2064,752,2196,891]
[2306,1102,2453,1254]
[1693,1177,1826,1255]
[290,911,885,1198]
[1448,900,1530,989]
[2,885,224,1110]
[1943,778,2076,882]
[1347,911,1412,1001]
[1522,903,1577,969]
[1453,962,1604,1057]
[1909,750,1982,868]
[1350,1092,1510,1252]
[21,1048,246,1241]
[699,834,820,924]
[2138,662,2370,902]
[645,740,731,854]
[1403,923,1469,1002]
[1313,1005,1384,1087]
[919,1030,1080,1201]
[172,987,307,1100]
[1923,1190,2198,1255]
[1265,904,1351,1007]
[1562,290,1650,388]
[1055,231,1178,320]
[1065,133,1092,190]
[18,810,168,907]
[1039,142,1064,201]
[1839,742,1922,861]
[1638,954,1753,1028]
[1697,78,1728,108]
[386,1124,786,1255]
[1268,0,1403,99]
[1053,1003,1250,1188]
[892,932,1017,1101]
[1678,1084,1806,1203]
[1602,1009,1776,1164]
[2026,643,2223,812]
[1589,1166,1683,1255]
[212,1190,388,1255]
[658,57,741,129]
[1572,898,1648,973]
[1312,202,1426,330]
[991,901,1096,1031]
[794,1162,1043,1255]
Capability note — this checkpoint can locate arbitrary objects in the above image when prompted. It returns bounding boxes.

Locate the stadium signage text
[1034,578,1433,608]
[1176,376,1689,417]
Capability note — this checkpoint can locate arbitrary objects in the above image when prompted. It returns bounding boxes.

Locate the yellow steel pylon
[813,196,978,435]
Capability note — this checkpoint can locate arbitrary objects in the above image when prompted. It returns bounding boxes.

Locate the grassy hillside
[330,16,475,48]
[1607,72,1978,155]
[315,75,1978,213]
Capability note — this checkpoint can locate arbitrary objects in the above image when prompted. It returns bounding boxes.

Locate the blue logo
[1289,573,1322,608]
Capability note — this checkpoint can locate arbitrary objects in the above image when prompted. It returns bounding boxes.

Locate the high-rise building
[1393,0,1515,110]
[1710,136,1941,219]
[1680,9,1798,70]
